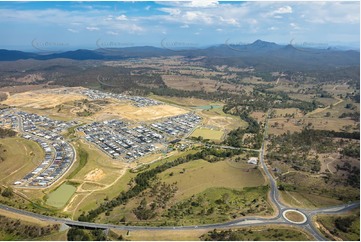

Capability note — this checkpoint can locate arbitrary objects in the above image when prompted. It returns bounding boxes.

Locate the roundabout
[282,209,307,224]
[0,110,358,241]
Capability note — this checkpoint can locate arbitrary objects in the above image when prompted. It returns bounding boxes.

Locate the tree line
[0,127,16,138]
[0,215,59,240]
[78,148,243,222]
[224,111,262,149]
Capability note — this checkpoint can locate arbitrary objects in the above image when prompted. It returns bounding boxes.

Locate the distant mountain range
[0,40,359,71]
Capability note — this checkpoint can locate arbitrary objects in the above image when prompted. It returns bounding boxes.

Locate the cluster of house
[16,137,74,187]
[0,104,203,186]
[18,111,79,135]
[0,109,76,188]
[151,113,201,136]
[77,119,164,160]
[77,113,202,160]
[0,110,19,129]
[75,89,162,107]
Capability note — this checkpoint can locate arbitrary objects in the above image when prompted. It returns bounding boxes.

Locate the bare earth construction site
[0,1,359,239]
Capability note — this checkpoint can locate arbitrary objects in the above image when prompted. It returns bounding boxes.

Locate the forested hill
[0,40,359,71]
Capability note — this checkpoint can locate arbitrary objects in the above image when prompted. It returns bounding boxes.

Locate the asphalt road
[0,109,359,240]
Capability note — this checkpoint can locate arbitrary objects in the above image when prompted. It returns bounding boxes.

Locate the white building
[247,157,258,165]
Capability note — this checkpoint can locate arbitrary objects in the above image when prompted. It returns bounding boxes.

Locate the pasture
[316,209,360,241]
[0,137,44,184]
[273,108,303,118]
[111,225,312,241]
[190,127,224,141]
[199,106,248,130]
[162,75,239,93]
[158,158,265,201]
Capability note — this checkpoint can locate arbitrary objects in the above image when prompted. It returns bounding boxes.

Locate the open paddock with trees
[78,147,269,226]
[316,209,360,241]
[0,137,44,184]
[190,127,224,141]
[200,225,312,241]
[267,128,360,207]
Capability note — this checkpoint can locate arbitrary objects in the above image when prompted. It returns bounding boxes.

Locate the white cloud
[105,15,113,21]
[116,14,127,21]
[159,0,218,8]
[267,5,292,18]
[290,23,300,30]
[158,8,181,16]
[106,31,118,36]
[86,26,99,31]
[302,1,359,24]
[274,6,293,14]
[219,16,239,26]
[0,1,358,47]
[268,26,278,31]
[187,0,218,8]
[71,22,82,26]
[183,11,213,24]
[67,28,78,33]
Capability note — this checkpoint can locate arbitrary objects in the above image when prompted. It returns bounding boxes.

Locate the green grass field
[100,157,268,226]
[279,187,345,209]
[159,158,266,201]
[163,186,272,225]
[190,127,224,141]
[0,137,44,184]
[45,182,77,208]
[76,150,198,219]
[67,147,88,179]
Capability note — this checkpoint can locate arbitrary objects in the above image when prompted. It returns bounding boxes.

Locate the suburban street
[0,109,359,240]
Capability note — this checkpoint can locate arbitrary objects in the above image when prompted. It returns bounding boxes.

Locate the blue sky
[0,1,359,51]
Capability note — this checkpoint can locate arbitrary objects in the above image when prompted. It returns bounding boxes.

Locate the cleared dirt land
[149,95,215,107]
[93,103,188,121]
[199,107,248,131]
[2,91,86,109]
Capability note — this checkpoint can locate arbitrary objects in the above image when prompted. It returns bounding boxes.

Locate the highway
[0,109,359,240]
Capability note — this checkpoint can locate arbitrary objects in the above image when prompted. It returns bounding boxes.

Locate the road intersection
[0,110,359,240]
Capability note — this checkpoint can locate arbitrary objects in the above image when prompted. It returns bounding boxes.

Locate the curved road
[0,110,359,240]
